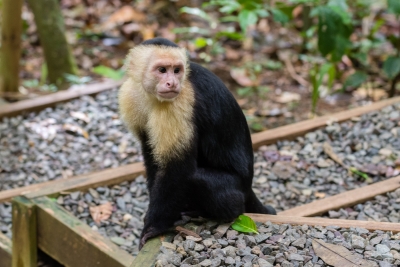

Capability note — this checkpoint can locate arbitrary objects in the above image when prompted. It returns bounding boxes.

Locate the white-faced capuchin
[119,38,276,248]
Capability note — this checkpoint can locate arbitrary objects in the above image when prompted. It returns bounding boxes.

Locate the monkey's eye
[174,68,180,74]
[158,67,167,73]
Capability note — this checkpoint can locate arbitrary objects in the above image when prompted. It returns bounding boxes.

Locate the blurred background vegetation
[0,0,399,131]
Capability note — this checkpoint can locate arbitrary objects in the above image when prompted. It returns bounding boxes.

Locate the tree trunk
[0,0,23,93]
[27,0,78,86]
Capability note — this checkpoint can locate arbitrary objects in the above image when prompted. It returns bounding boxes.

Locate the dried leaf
[353,88,387,101]
[323,142,346,168]
[89,202,113,224]
[314,192,326,198]
[175,226,201,238]
[63,124,89,138]
[312,239,375,267]
[274,91,301,103]
[230,68,258,87]
[70,111,90,123]
[107,6,146,24]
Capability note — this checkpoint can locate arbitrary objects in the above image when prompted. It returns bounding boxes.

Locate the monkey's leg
[139,179,188,249]
[191,168,246,221]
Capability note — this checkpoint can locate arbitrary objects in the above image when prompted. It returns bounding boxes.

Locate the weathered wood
[247,214,400,233]
[0,80,122,119]
[279,175,400,217]
[130,234,174,267]
[252,96,400,149]
[0,162,144,203]
[12,197,37,267]
[0,232,12,267]
[33,197,134,267]
[0,0,23,93]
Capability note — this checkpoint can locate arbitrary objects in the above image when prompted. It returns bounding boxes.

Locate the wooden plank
[33,197,134,267]
[0,162,145,203]
[247,214,400,233]
[279,175,400,217]
[12,197,37,267]
[0,80,122,119]
[251,96,400,149]
[130,234,174,267]
[0,232,12,267]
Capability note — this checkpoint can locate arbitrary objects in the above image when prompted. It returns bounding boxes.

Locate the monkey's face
[143,56,185,102]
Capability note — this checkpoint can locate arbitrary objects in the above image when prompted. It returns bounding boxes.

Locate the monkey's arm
[139,134,196,248]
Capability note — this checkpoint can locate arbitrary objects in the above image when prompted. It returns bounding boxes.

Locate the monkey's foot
[139,226,165,250]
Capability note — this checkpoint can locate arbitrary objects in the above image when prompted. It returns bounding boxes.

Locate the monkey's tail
[245,190,277,215]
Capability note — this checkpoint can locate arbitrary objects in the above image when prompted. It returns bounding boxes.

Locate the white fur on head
[119,44,195,167]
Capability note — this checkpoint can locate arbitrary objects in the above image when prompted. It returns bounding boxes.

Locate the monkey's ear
[123,46,153,80]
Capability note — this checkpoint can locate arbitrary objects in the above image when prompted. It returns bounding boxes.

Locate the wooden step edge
[252,96,400,149]
[279,175,400,217]
[0,232,12,267]
[0,79,122,119]
[33,196,134,267]
[0,162,145,203]
[247,214,400,233]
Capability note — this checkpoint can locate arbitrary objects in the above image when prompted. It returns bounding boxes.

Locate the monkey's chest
[144,108,194,166]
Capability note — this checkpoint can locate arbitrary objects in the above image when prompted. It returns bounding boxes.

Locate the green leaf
[231,215,259,234]
[349,167,370,181]
[383,56,400,80]
[216,31,243,40]
[343,71,368,90]
[317,6,351,60]
[219,2,241,14]
[271,8,289,24]
[237,87,253,97]
[194,38,209,49]
[180,7,213,23]
[388,0,400,15]
[92,66,124,80]
[238,10,258,32]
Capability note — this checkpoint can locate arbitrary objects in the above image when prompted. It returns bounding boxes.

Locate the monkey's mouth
[157,91,179,99]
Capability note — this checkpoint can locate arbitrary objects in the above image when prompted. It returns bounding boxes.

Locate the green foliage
[383,56,400,80]
[64,74,92,85]
[343,71,368,90]
[349,167,371,181]
[207,0,268,33]
[231,215,259,234]
[315,5,352,62]
[388,0,400,15]
[310,63,335,115]
[92,66,124,80]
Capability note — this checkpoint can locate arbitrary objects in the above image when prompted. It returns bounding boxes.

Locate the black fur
[136,38,276,248]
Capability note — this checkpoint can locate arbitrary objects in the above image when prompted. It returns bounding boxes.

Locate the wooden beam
[12,197,37,267]
[0,232,12,267]
[33,197,134,267]
[0,80,122,119]
[130,234,174,267]
[279,175,400,217]
[0,162,145,203]
[246,214,400,233]
[251,96,400,149]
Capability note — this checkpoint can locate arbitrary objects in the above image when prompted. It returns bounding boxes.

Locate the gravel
[58,176,149,256]
[253,104,400,212]
[323,188,400,223]
[156,220,400,267]
[0,88,141,191]
[0,90,399,264]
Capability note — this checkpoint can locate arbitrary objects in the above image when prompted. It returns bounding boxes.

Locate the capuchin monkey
[119,38,276,249]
